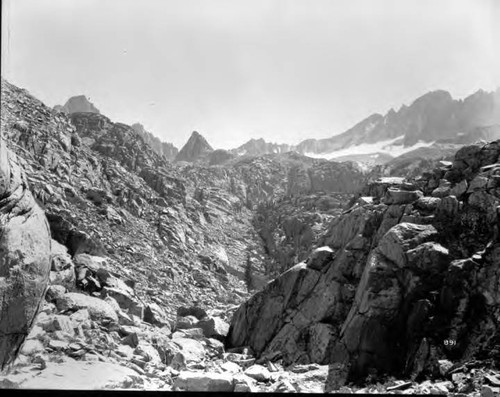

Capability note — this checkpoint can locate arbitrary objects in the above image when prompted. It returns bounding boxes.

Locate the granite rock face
[0,136,52,369]
[228,140,500,387]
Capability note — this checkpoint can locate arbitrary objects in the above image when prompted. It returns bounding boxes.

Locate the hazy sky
[2,0,499,149]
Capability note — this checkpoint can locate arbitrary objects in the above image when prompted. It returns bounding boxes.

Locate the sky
[2,0,499,150]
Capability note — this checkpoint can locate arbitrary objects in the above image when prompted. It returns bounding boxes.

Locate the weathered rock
[383,188,423,205]
[173,371,234,392]
[74,253,107,273]
[220,361,241,373]
[233,373,258,392]
[450,179,468,197]
[171,338,206,363]
[377,222,438,268]
[172,328,204,340]
[244,364,271,382]
[40,315,75,336]
[55,292,118,323]
[175,315,199,330]
[431,185,451,198]
[134,342,162,364]
[0,140,52,369]
[45,285,67,303]
[101,287,144,318]
[49,240,75,290]
[270,378,297,392]
[144,303,170,329]
[197,317,230,340]
[482,385,500,397]
[307,246,335,271]
[307,323,337,364]
[176,306,208,321]
[48,340,70,351]
[121,332,139,348]
[19,339,45,356]
[438,359,453,376]
[1,360,143,389]
[414,196,441,211]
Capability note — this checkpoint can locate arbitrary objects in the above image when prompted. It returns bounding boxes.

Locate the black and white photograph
[0,0,499,394]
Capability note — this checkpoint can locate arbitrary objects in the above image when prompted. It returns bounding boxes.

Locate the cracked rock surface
[0,133,51,369]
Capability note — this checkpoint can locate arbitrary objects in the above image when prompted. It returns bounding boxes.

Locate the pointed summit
[55,95,100,114]
[175,131,213,163]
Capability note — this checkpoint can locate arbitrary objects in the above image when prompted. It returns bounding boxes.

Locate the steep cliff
[0,134,52,369]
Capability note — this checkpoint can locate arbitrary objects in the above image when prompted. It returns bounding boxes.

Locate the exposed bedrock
[227,140,500,387]
[0,138,52,369]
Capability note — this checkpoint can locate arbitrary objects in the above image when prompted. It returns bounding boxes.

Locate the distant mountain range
[54,96,178,161]
[55,87,500,166]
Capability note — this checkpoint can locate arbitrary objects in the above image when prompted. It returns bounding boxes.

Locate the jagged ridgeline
[1,76,499,393]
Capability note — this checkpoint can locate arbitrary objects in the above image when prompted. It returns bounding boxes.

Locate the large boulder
[0,140,52,369]
[197,317,230,341]
[173,371,234,391]
[55,292,118,323]
[171,337,206,364]
[49,240,75,290]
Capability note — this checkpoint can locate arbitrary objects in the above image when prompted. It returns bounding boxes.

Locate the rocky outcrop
[131,123,178,161]
[227,140,500,388]
[175,131,214,163]
[0,136,52,369]
[55,95,100,115]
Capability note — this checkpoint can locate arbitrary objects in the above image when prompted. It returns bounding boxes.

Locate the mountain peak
[56,95,100,114]
[175,131,213,162]
[131,122,145,132]
[191,130,204,138]
[411,90,452,106]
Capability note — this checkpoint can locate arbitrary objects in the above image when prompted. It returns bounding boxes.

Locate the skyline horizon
[2,0,499,150]
[25,80,500,150]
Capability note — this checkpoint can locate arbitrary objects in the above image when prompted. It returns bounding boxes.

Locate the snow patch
[305,136,436,160]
